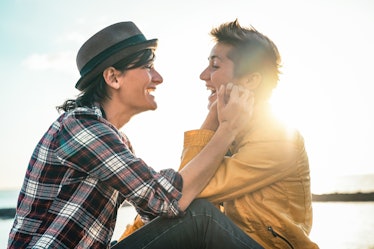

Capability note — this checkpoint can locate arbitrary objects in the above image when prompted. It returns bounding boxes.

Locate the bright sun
[269,87,302,130]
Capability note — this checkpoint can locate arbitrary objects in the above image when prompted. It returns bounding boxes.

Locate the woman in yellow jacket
[120,19,319,249]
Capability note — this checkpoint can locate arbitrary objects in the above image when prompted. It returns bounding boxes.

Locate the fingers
[217,84,225,111]
[218,83,234,104]
[216,83,255,134]
[217,83,234,109]
[218,83,254,111]
[225,83,234,103]
[223,83,250,102]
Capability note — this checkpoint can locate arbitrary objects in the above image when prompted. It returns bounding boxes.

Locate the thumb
[217,84,225,111]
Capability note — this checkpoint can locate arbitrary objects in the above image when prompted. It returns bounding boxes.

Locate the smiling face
[200,43,239,109]
[115,63,163,114]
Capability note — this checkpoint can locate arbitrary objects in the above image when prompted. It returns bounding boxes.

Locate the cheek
[211,72,233,87]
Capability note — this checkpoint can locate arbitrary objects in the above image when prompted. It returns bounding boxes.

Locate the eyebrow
[208,55,222,61]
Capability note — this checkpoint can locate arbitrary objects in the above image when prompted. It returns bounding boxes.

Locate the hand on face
[216,83,254,135]
[201,99,219,131]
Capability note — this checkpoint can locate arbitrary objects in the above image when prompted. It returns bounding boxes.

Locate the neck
[101,101,134,129]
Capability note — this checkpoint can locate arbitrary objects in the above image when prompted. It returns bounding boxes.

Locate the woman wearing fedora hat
[7,22,262,249]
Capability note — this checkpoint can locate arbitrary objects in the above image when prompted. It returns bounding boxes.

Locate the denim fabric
[112,199,263,249]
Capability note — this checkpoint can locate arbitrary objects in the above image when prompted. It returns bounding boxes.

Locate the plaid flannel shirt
[8,106,183,249]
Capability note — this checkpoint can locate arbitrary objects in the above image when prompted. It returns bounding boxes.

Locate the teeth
[207,86,216,94]
[146,88,155,94]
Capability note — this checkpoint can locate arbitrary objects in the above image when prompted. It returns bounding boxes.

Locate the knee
[187,199,220,215]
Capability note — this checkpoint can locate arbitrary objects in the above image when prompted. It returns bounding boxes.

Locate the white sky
[0,0,373,193]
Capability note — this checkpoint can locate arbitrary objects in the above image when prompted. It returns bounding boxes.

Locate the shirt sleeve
[55,114,183,218]
[181,129,304,204]
[179,129,216,170]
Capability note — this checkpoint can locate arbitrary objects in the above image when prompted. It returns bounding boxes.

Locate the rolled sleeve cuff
[159,169,184,217]
[184,129,215,147]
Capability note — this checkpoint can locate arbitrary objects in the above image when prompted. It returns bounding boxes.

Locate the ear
[244,72,262,91]
[103,67,120,89]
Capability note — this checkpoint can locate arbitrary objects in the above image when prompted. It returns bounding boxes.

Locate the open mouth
[145,88,155,95]
[206,86,217,105]
[207,86,216,96]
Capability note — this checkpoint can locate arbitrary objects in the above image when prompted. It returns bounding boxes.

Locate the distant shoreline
[1,192,374,220]
[312,192,374,202]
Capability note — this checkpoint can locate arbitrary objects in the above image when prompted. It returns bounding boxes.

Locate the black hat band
[79,34,147,77]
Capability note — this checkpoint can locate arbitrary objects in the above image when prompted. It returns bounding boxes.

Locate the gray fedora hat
[75,21,157,90]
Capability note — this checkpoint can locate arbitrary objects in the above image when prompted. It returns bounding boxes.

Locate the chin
[149,103,158,111]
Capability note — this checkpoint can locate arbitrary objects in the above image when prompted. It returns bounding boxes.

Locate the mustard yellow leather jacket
[119,104,319,248]
[180,105,319,249]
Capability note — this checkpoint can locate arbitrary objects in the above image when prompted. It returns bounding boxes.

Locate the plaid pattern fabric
[8,106,183,249]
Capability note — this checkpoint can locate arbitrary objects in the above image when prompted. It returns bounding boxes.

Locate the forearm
[200,109,219,131]
[178,123,235,211]
[178,84,253,211]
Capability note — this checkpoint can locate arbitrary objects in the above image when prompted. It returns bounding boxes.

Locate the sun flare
[270,87,302,130]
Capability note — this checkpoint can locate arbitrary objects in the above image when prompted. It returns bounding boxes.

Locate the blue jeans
[112,199,263,249]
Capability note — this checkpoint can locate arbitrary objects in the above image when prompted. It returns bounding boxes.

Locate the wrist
[215,122,236,142]
[201,120,219,131]
[200,113,219,131]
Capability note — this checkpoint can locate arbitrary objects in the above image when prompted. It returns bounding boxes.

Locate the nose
[152,68,163,85]
[199,67,209,82]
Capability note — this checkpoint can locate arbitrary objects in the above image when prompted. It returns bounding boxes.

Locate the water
[0,190,18,208]
[2,174,374,249]
[310,202,374,249]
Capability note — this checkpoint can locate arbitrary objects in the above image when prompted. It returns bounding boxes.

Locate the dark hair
[57,49,155,113]
[210,19,281,89]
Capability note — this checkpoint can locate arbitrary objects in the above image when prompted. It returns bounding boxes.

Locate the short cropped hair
[210,19,281,90]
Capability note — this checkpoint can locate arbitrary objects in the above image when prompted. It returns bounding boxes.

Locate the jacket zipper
[267,226,294,249]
